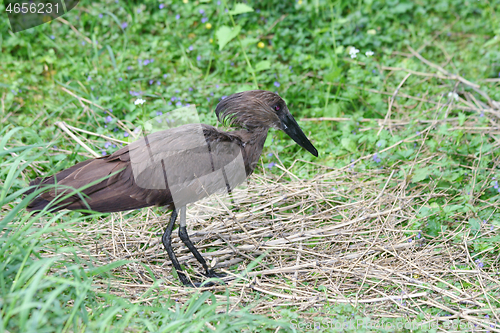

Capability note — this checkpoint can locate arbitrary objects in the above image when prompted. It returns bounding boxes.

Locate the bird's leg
[178,206,225,280]
[162,208,194,287]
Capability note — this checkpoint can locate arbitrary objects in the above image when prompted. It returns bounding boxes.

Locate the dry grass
[38,164,497,331]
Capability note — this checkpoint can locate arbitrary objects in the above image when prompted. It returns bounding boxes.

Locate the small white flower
[134,98,146,105]
[365,50,374,57]
[349,47,360,59]
[447,92,459,101]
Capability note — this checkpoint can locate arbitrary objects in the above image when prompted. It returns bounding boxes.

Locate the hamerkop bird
[26,90,318,286]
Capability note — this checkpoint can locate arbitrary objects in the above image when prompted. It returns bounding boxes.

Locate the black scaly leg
[162,208,194,287]
[177,206,226,281]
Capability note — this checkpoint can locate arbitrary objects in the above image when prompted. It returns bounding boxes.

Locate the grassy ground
[1,0,500,331]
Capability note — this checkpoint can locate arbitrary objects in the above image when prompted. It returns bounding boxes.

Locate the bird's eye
[274,105,281,111]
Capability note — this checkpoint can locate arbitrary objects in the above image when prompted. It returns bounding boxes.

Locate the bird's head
[215,90,318,157]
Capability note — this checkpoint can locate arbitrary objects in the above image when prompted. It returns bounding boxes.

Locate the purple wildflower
[188,87,193,91]
[373,153,381,163]
[98,13,103,18]
[175,89,180,93]
[267,162,276,169]
[475,259,484,268]
[124,132,129,137]
[127,66,132,70]
[104,142,111,148]
[159,4,164,9]
[188,45,193,51]
[176,14,180,20]
[207,97,210,102]
[163,74,168,78]
[417,232,421,239]
[157,81,160,85]
[267,153,273,157]
[156,111,163,116]
[274,81,280,87]
[221,95,227,99]
[108,108,113,113]
[101,150,107,156]
[105,116,113,123]
[81,41,86,45]
[199,9,205,14]
[121,22,128,29]
[230,62,234,66]
[176,101,182,107]
[137,8,141,13]
[376,142,381,147]
[143,59,150,66]
[118,77,123,81]
[197,55,202,61]
[50,35,55,39]
[149,79,154,85]
[201,17,208,23]
[171,97,176,101]
[215,84,219,89]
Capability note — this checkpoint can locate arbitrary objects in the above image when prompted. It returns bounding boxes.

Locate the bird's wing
[125,123,247,207]
[27,124,247,212]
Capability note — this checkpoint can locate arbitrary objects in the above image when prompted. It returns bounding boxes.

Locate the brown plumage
[26,90,318,286]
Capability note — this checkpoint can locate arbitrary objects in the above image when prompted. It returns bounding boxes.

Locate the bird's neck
[232,127,270,175]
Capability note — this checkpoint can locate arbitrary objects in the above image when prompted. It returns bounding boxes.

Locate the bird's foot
[203,269,226,279]
[177,270,226,287]
[196,269,226,287]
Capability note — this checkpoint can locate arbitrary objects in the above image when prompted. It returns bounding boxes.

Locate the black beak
[280,113,318,157]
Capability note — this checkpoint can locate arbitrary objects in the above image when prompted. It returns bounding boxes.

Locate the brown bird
[26,90,318,286]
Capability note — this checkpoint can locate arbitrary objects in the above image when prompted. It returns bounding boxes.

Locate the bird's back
[26,124,251,213]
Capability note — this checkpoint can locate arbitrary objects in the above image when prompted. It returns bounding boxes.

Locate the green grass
[1,0,500,331]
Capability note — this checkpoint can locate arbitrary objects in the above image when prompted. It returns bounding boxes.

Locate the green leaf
[469,218,481,232]
[324,66,342,82]
[216,25,242,51]
[229,3,254,15]
[341,138,357,153]
[458,112,466,126]
[411,167,430,183]
[240,37,259,49]
[236,84,254,93]
[254,60,271,72]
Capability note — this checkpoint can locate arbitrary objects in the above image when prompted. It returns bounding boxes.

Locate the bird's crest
[215,90,284,129]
